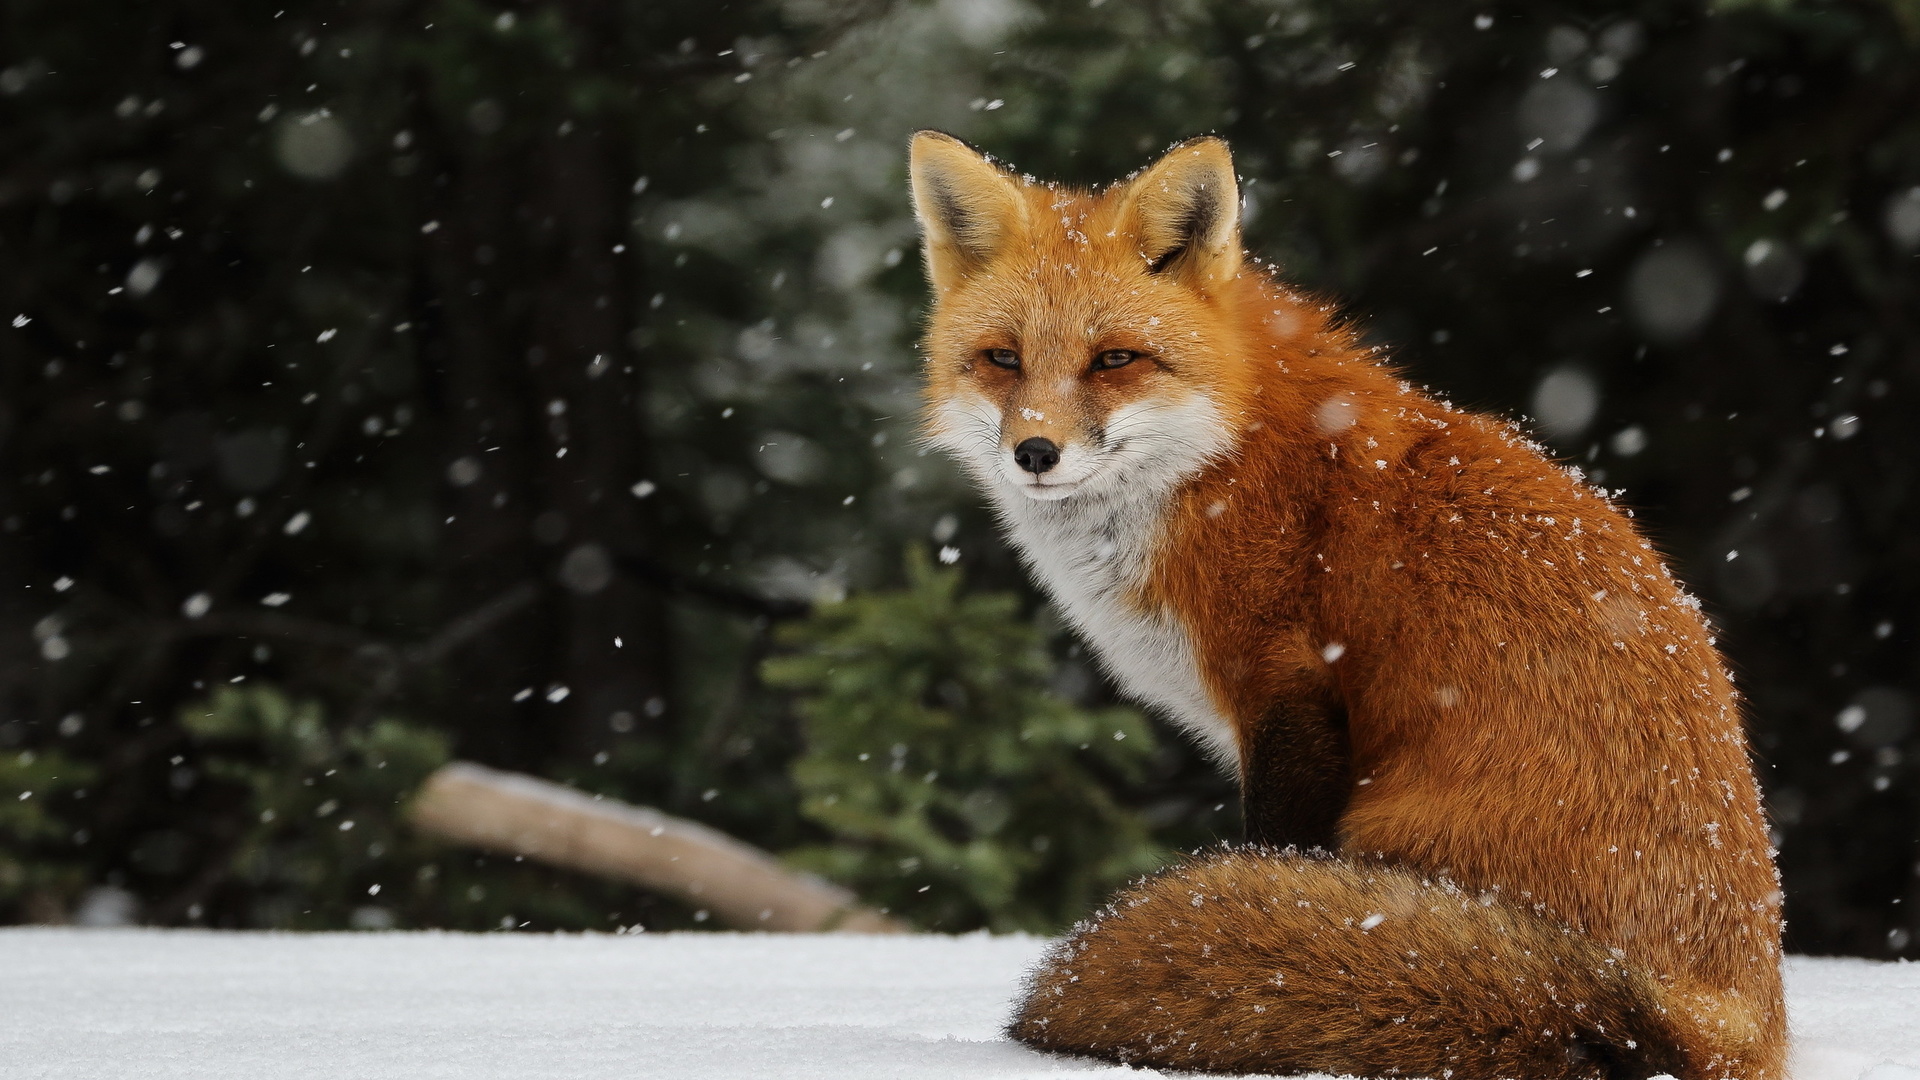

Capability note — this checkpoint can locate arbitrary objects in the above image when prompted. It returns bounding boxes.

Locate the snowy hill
[4,929,1916,1079]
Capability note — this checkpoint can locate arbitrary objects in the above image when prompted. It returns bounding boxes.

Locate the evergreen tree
[768,549,1165,932]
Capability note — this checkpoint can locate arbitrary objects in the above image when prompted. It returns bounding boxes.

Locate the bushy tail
[1010,849,1690,1080]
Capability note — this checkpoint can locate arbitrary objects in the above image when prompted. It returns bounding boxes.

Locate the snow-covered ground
[3,929,1916,1079]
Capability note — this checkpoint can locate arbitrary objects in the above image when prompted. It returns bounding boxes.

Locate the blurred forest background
[2,0,1918,954]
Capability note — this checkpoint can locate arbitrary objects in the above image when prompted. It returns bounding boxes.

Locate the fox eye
[1091,349,1137,371]
[983,348,1020,370]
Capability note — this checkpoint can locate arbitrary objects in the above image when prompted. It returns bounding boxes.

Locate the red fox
[908,130,1784,1080]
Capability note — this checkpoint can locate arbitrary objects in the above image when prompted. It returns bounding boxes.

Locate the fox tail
[1010,848,1706,1080]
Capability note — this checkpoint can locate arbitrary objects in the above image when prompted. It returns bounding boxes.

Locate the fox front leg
[1238,698,1352,850]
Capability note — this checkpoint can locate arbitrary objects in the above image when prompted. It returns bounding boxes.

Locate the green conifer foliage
[0,748,92,919]
[767,549,1165,933]
[180,686,449,928]
[177,685,696,931]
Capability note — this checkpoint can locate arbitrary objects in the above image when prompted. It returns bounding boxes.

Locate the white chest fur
[990,487,1240,770]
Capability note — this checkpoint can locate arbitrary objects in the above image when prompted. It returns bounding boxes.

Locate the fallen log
[408,761,905,933]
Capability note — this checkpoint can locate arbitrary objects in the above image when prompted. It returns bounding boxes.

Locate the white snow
[1,930,1916,1080]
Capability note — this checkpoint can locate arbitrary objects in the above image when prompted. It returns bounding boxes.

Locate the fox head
[910,131,1254,506]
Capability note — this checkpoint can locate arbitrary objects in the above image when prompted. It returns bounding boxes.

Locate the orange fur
[909,131,1784,1079]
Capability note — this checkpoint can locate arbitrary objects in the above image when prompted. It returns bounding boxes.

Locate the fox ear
[1123,137,1241,289]
[909,131,1028,295]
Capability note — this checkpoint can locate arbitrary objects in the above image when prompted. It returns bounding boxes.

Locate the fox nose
[1014,437,1060,475]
